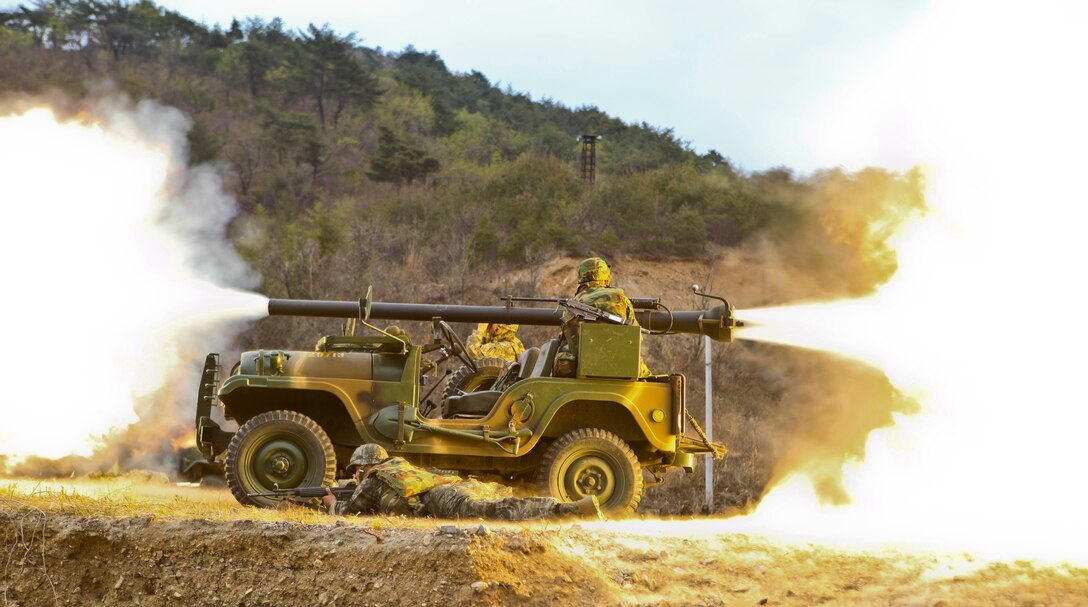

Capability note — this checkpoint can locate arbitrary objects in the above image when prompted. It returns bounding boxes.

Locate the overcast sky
[156,0,928,173]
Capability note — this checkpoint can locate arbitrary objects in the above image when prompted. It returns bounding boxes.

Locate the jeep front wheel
[224,410,336,508]
[536,428,643,516]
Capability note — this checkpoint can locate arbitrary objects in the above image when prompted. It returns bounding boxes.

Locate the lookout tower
[580,134,602,184]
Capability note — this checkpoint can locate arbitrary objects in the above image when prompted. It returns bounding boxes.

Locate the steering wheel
[438,321,477,372]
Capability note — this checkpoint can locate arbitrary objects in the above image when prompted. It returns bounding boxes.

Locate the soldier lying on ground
[322,444,601,520]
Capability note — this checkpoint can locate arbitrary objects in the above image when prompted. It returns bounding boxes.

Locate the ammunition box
[577,323,641,379]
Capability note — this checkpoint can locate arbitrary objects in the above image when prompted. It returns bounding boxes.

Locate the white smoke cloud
[0,88,267,463]
[726,0,1088,564]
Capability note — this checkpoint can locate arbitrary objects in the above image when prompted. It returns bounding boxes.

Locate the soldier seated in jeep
[466,323,524,362]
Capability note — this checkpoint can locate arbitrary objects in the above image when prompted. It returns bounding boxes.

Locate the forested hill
[1,0,922,305]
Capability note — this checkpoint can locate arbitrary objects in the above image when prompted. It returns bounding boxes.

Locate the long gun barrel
[267,297,740,342]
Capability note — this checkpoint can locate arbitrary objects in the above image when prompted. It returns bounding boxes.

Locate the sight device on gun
[197,288,738,516]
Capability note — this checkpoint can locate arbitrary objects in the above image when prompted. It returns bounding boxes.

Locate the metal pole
[704,334,714,512]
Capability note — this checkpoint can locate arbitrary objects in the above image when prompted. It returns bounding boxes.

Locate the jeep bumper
[195,353,234,459]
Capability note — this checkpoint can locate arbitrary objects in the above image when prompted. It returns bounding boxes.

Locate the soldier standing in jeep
[554,257,651,377]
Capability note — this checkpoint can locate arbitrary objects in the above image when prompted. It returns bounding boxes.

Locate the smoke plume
[0,86,267,475]
[714,0,1088,562]
[746,166,927,304]
[698,167,927,511]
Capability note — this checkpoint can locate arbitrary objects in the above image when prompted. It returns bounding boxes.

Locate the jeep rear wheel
[536,428,643,516]
[224,410,336,508]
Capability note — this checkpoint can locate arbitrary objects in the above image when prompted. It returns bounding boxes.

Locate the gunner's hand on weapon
[321,487,337,510]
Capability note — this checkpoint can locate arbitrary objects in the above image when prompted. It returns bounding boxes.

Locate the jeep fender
[218,375,368,430]
[530,389,677,453]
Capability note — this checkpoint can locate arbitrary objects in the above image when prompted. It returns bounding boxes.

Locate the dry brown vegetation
[2,479,1086,607]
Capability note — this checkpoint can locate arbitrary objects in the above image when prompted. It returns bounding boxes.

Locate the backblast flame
[0,95,267,468]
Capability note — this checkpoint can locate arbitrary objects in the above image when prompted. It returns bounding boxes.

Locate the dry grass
[0,475,448,531]
[3,476,1087,607]
[1,476,330,527]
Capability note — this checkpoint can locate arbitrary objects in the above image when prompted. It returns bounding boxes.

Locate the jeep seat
[516,347,540,381]
[443,390,502,418]
[529,339,560,378]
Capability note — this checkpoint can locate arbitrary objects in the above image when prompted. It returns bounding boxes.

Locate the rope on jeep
[685,412,726,459]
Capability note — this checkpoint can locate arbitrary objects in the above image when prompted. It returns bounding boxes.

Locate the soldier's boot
[577,495,603,520]
[556,495,602,519]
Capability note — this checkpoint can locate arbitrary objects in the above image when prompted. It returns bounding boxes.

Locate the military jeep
[195,292,737,515]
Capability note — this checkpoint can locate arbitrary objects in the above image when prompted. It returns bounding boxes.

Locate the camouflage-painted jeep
[195,292,737,515]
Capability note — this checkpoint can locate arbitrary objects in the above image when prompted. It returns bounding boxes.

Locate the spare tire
[442,357,508,399]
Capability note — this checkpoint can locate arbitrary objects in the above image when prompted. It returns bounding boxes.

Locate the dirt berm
[5,507,1088,607]
[2,509,625,607]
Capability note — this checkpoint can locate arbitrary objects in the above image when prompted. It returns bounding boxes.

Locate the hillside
[0,0,922,272]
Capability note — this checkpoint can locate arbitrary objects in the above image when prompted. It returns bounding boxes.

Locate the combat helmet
[493,323,519,335]
[348,444,389,470]
[577,257,611,286]
[385,325,411,344]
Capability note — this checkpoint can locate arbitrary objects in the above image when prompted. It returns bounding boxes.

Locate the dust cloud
[744,166,927,305]
[722,343,919,508]
[0,86,267,475]
[658,165,929,513]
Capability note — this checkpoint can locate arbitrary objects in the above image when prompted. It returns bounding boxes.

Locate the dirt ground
[1,479,1086,607]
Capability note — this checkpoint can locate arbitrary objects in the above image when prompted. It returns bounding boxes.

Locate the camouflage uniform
[555,258,651,377]
[465,323,524,362]
[334,456,587,520]
[385,325,412,346]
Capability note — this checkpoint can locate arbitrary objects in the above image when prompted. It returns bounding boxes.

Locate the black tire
[442,357,507,399]
[536,428,643,516]
[224,410,336,508]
